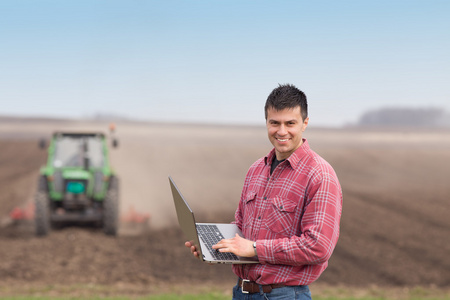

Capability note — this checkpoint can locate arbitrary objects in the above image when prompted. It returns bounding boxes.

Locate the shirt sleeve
[233,170,250,230]
[256,168,342,266]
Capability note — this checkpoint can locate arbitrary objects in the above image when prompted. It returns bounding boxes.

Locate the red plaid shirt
[232,139,342,286]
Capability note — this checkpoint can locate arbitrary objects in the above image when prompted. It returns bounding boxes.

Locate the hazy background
[1,2,450,291]
[1,0,449,127]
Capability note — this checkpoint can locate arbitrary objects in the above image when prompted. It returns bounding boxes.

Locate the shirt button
[263,197,267,200]
[258,216,261,220]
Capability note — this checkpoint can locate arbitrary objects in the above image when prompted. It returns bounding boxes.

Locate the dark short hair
[264,84,308,121]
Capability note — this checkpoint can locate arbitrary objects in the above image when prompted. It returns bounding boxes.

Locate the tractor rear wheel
[103,176,119,236]
[35,177,50,236]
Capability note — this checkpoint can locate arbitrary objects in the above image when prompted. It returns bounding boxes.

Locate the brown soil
[0,122,449,295]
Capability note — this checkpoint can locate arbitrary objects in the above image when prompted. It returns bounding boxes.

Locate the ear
[302,117,309,132]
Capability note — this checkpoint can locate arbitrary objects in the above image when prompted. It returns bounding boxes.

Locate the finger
[212,240,226,249]
[191,249,200,258]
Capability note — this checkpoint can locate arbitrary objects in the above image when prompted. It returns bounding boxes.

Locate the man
[186,84,342,299]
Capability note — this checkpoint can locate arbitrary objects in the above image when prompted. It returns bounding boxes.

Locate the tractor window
[87,137,104,168]
[53,136,104,168]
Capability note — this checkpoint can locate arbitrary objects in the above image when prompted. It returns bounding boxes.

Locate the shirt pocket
[264,196,298,236]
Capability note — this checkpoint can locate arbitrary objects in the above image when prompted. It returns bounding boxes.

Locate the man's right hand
[185,241,200,259]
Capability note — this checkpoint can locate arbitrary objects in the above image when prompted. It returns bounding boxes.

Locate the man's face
[266,106,309,161]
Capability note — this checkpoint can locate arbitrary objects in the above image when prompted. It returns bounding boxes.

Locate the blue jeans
[232,282,311,300]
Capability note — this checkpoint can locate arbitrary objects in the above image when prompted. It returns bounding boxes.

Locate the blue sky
[1,0,449,126]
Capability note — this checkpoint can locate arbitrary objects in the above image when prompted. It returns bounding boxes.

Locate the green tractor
[35,130,119,236]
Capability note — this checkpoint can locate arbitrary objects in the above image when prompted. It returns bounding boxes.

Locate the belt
[238,278,286,294]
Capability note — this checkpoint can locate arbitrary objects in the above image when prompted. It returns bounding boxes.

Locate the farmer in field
[186,84,342,299]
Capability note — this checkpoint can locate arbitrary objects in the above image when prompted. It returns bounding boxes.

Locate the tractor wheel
[35,177,50,236]
[103,176,119,236]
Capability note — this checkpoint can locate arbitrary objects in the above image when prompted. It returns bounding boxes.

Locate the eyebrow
[268,119,298,123]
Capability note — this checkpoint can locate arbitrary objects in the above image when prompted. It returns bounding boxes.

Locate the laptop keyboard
[196,224,239,261]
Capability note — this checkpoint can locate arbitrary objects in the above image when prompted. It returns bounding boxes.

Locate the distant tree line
[357,107,450,128]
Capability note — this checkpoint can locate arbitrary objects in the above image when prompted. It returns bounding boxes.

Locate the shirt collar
[264,138,310,170]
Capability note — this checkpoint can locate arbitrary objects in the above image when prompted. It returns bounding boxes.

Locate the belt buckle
[241,279,250,294]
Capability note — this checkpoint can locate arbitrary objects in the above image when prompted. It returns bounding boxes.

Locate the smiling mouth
[276,138,290,142]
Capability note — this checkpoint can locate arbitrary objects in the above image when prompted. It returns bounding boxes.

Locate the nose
[278,124,288,136]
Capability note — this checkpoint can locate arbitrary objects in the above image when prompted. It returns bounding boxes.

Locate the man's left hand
[212,234,255,257]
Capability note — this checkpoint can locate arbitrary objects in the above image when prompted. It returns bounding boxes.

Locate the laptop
[169,176,259,264]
